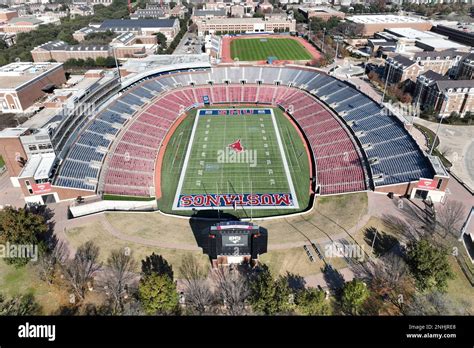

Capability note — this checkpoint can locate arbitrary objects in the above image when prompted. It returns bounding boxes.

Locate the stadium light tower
[322,27,326,54]
[381,62,392,104]
[332,35,343,73]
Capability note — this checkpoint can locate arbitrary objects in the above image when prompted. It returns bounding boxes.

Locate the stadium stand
[54,66,434,199]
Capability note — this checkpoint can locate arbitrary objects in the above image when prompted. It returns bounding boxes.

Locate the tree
[296,288,330,315]
[141,252,174,280]
[155,32,168,49]
[249,265,292,315]
[101,248,138,315]
[63,241,102,302]
[37,239,69,285]
[179,255,213,315]
[212,266,250,315]
[341,279,369,315]
[406,239,454,292]
[0,207,48,267]
[138,273,179,315]
[367,252,416,315]
[436,200,466,238]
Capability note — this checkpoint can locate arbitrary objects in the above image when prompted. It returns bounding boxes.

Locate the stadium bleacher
[54,65,434,199]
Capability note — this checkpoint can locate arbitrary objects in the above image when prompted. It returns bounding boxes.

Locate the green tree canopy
[138,273,179,315]
[296,288,330,315]
[406,239,454,292]
[249,265,292,315]
[0,207,48,266]
[141,252,174,280]
[341,279,369,315]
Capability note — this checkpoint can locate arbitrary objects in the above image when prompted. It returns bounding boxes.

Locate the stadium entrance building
[208,221,267,267]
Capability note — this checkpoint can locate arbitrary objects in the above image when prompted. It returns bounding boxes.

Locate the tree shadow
[363,227,399,257]
[283,272,306,292]
[322,264,345,295]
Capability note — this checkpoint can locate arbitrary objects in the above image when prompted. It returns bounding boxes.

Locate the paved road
[414,118,474,190]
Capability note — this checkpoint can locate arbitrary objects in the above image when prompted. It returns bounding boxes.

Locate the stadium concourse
[29,65,448,212]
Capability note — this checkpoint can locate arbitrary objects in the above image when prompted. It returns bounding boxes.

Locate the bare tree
[100,248,138,315]
[179,255,213,315]
[63,241,102,302]
[37,239,70,285]
[212,266,250,315]
[436,200,466,238]
[369,252,416,315]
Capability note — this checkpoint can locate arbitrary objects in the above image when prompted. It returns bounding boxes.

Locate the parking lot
[174,32,203,55]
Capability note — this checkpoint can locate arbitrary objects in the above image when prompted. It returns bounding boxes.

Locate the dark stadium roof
[100,19,177,29]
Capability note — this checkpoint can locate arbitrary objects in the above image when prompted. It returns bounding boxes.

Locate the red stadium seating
[102,84,367,197]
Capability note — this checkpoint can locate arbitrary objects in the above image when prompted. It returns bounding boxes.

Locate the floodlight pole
[381,62,392,104]
[332,35,343,74]
[322,27,326,54]
[413,81,424,124]
[429,113,445,156]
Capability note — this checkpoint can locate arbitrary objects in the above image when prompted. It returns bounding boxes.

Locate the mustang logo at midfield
[228,139,244,153]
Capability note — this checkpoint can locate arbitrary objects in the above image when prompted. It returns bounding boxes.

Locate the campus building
[298,6,345,21]
[383,49,467,84]
[31,34,157,62]
[0,62,66,113]
[196,17,296,36]
[414,70,474,118]
[456,53,474,80]
[346,15,432,36]
[73,18,180,43]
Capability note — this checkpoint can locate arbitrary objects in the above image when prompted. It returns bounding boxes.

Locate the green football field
[159,107,311,218]
[173,108,298,210]
[230,38,313,61]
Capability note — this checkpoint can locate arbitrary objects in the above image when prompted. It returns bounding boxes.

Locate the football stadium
[0,64,450,218]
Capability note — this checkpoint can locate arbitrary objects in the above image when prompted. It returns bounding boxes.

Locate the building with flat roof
[347,15,432,36]
[31,35,157,62]
[298,6,345,21]
[0,62,66,113]
[74,18,180,43]
[0,15,60,33]
[0,8,18,22]
[196,16,296,36]
[431,24,474,47]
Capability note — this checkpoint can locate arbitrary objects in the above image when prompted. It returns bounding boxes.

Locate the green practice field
[230,37,313,61]
[159,107,311,218]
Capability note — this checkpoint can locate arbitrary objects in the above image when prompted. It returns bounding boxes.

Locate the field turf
[230,37,313,61]
[159,107,311,218]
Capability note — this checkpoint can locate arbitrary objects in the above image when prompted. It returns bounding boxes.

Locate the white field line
[270,109,299,209]
[172,112,201,210]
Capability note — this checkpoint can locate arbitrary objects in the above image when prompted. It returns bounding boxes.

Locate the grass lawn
[0,155,4,168]
[104,212,199,246]
[0,260,70,314]
[261,192,368,246]
[260,247,348,277]
[159,107,311,218]
[231,38,312,61]
[64,221,210,278]
[446,256,474,312]
[413,124,452,168]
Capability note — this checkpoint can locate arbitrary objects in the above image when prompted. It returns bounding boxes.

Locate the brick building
[457,53,474,80]
[298,7,345,21]
[383,49,467,84]
[414,70,474,118]
[0,62,66,113]
[196,17,296,36]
